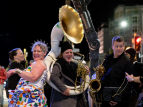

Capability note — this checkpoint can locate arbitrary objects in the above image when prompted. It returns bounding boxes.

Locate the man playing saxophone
[99,36,134,107]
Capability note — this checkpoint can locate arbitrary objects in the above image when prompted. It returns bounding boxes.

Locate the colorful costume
[8,63,48,107]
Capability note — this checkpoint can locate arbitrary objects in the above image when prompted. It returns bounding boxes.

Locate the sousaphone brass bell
[59,5,84,44]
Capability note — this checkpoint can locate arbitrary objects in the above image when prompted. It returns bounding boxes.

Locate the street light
[120,21,127,27]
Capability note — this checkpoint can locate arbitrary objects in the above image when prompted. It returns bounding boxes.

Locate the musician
[50,41,89,107]
[100,36,134,107]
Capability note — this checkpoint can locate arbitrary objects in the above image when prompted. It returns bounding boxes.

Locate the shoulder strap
[42,61,47,67]
[55,62,75,85]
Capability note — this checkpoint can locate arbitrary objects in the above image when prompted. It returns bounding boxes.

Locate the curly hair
[31,41,48,54]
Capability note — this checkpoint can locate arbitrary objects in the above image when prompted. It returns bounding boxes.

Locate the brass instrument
[90,65,105,92]
[45,5,90,95]
[89,53,108,105]
[73,52,89,91]
[59,5,84,44]
[88,64,105,105]
[23,48,28,68]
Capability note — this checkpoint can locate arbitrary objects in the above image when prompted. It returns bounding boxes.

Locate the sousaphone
[44,5,90,95]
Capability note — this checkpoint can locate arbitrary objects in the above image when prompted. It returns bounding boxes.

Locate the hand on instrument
[85,65,90,75]
[109,101,117,106]
[6,69,15,78]
[62,88,70,96]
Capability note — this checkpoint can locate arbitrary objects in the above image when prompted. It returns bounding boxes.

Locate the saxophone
[88,53,108,105]
[73,52,89,91]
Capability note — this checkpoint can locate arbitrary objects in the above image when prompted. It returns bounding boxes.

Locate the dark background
[0,0,143,67]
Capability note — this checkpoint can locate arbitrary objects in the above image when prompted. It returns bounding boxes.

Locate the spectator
[5,48,25,98]
[125,47,143,107]
[0,64,7,107]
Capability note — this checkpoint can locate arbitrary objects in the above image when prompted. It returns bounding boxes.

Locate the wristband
[15,69,22,74]
[131,77,134,82]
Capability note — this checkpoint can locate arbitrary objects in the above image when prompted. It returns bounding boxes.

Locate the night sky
[0,0,143,67]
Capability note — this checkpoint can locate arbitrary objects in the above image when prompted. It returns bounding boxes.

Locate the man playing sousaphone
[44,4,90,107]
[50,41,90,107]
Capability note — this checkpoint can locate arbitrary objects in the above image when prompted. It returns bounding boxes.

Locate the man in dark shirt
[99,36,134,107]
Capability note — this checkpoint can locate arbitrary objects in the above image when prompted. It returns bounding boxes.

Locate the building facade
[109,5,143,58]
[97,5,143,62]
[97,23,109,64]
